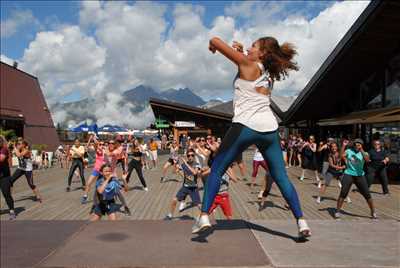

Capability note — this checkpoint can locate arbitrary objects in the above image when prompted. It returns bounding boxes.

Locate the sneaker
[33,196,42,203]
[66,186,71,192]
[371,212,378,219]
[299,177,304,181]
[316,196,321,204]
[345,197,352,203]
[192,215,211,234]
[160,177,164,183]
[164,214,172,220]
[143,187,149,192]
[81,195,88,204]
[257,191,264,200]
[297,219,311,238]
[124,207,132,216]
[9,211,16,220]
[338,181,342,188]
[334,210,341,219]
[178,202,186,212]
[317,181,322,189]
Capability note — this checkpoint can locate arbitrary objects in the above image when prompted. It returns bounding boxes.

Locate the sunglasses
[187,154,195,157]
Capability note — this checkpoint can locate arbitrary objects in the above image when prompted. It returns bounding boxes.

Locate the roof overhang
[149,98,233,122]
[317,106,400,126]
[0,107,25,121]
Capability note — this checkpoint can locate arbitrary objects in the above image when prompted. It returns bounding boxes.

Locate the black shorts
[94,201,119,216]
[176,186,200,204]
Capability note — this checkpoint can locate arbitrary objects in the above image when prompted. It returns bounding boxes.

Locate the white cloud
[95,93,155,129]
[19,25,106,102]
[0,54,14,65]
[0,9,39,38]
[14,0,370,128]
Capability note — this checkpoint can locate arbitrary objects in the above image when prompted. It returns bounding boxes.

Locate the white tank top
[232,63,278,132]
[18,156,33,171]
[253,149,264,161]
[195,148,208,168]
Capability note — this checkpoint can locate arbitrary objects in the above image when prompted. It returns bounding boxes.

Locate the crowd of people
[0,132,391,227]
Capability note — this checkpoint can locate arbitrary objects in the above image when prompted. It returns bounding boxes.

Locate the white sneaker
[316,196,321,204]
[192,215,211,234]
[297,219,311,238]
[317,181,322,189]
[338,181,342,188]
[257,191,264,200]
[178,202,186,212]
[345,197,351,203]
[299,177,304,181]
[144,187,149,192]
[371,211,378,219]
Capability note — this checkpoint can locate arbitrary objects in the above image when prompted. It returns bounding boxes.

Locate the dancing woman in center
[192,36,311,238]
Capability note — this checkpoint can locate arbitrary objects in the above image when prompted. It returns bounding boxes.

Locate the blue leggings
[202,123,303,219]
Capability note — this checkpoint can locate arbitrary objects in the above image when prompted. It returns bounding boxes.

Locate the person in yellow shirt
[66,139,86,192]
[149,138,158,169]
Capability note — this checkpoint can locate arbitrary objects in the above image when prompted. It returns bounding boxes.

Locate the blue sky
[1,1,333,62]
[0,1,369,127]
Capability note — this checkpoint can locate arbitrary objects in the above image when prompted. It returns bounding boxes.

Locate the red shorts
[209,193,232,217]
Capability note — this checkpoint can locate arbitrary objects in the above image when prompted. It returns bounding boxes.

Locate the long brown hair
[258,37,299,81]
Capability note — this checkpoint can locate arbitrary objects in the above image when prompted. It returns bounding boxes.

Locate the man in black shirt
[367,140,390,195]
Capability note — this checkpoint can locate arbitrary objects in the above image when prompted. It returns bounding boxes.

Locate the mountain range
[52,85,220,127]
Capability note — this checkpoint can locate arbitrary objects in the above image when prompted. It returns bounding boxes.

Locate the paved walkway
[1,151,399,268]
[2,220,399,268]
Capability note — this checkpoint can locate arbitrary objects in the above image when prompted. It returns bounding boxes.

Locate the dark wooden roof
[1,61,60,150]
[285,0,400,124]
[149,98,233,121]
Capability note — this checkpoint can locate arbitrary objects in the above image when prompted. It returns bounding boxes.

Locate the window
[384,53,400,107]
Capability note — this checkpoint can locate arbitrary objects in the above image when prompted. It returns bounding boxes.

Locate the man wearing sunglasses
[165,149,201,220]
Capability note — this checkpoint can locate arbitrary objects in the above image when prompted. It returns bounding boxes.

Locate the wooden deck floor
[1,152,399,221]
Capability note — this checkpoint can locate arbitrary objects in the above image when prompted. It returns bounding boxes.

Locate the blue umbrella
[69,123,89,132]
[88,123,99,136]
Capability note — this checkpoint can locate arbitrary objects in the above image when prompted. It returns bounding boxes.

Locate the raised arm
[340,141,348,162]
[209,37,249,66]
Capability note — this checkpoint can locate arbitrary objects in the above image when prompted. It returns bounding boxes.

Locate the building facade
[0,62,60,150]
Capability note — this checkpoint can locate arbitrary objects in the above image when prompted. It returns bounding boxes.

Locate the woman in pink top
[81,141,105,204]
